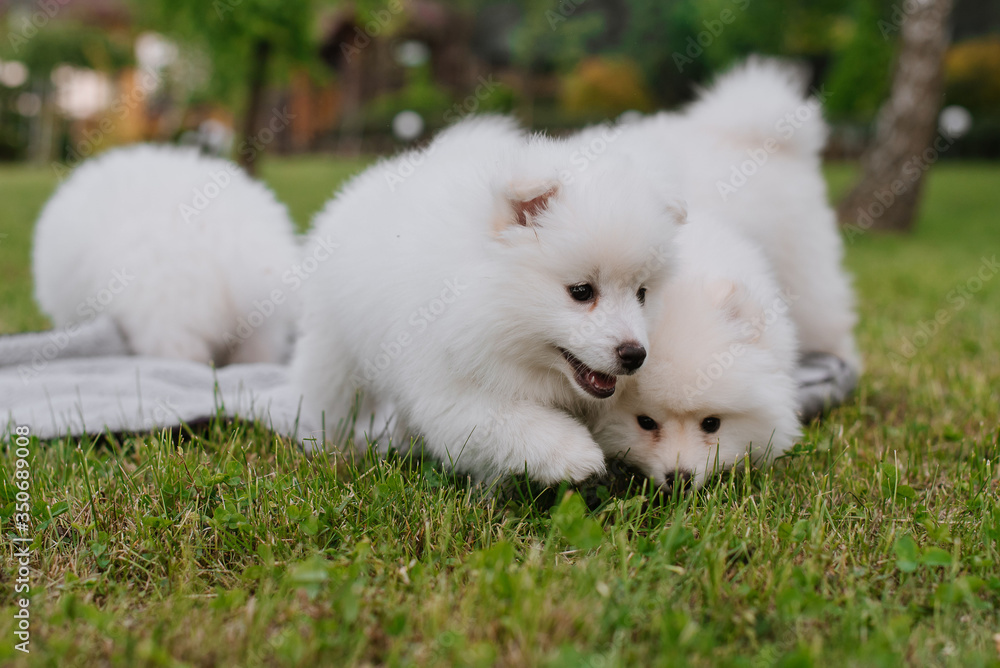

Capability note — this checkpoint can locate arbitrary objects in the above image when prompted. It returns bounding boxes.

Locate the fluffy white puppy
[292,117,686,484]
[593,217,801,489]
[587,57,857,487]
[33,144,299,365]
[591,57,860,373]
[676,59,859,372]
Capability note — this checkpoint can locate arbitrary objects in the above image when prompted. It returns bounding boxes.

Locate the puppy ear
[706,278,764,343]
[504,180,560,228]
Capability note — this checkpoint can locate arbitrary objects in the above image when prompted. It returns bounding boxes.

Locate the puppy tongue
[562,349,618,398]
[577,367,617,398]
[587,371,616,392]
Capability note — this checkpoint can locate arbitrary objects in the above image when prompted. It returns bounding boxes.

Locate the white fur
[593,217,801,488]
[685,56,828,159]
[33,144,299,364]
[588,57,858,486]
[587,57,861,372]
[292,117,686,484]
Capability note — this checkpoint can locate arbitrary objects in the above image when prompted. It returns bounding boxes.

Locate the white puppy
[589,57,860,373]
[675,58,860,372]
[292,117,686,484]
[33,144,299,365]
[593,217,801,489]
[589,57,857,487]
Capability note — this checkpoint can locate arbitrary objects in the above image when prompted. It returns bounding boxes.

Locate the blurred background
[0,0,997,173]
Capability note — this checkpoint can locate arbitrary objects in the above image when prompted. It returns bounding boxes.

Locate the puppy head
[490,160,685,401]
[592,276,801,488]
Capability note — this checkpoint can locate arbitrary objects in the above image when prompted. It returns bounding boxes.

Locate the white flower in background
[939,105,972,140]
[0,60,28,88]
[135,32,178,72]
[393,110,424,142]
[51,65,113,119]
[394,40,430,68]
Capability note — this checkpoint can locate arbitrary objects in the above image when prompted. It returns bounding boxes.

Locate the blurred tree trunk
[336,48,364,156]
[837,0,954,232]
[238,38,272,176]
[28,80,56,166]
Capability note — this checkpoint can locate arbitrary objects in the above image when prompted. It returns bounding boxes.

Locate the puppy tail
[684,56,828,158]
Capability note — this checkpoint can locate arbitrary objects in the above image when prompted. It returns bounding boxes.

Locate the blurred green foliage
[128,0,325,107]
[1,0,998,157]
[946,36,1000,113]
[509,0,605,75]
[1,20,133,77]
[615,0,899,119]
[559,56,654,120]
[363,65,454,132]
[363,65,518,135]
[617,0,710,106]
[823,0,896,119]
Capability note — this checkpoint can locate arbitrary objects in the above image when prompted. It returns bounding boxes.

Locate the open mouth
[560,349,617,399]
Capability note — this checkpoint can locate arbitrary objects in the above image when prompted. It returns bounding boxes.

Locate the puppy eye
[637,415,658,431]
[637,287,647,305]
[568,283,595,302]
[700,416,721,434]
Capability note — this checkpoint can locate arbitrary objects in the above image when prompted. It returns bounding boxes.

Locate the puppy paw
[528,432,607,485]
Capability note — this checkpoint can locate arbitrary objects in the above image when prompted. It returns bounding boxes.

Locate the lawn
[1,157,998,667]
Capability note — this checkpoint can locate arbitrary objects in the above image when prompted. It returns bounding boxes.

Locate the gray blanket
[0,317,854,443]
[0,316,322,442]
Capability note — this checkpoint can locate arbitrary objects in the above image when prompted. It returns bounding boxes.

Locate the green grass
[1,158,999,667]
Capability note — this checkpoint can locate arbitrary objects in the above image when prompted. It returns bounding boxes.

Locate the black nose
[660,470,693,497]
[616,342,646,371]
